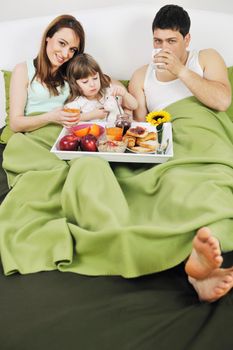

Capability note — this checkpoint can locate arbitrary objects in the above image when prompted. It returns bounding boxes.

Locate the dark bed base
[1,143,233,350]
[1,260,233,350]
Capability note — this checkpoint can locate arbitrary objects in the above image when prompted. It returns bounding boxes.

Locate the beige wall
[1,0,233,22]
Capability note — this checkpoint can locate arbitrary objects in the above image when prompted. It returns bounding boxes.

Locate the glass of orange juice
[63,104,81,125]
[63,104,81,115]
[105,116,123,141]
[105,126,123,141]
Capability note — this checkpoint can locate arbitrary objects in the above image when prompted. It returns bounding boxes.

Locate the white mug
[152,48,166,71]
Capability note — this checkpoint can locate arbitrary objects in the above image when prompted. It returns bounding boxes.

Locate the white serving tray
[51,122,173,164]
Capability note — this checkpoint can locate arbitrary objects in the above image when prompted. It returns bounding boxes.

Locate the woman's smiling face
[46,27,80,71]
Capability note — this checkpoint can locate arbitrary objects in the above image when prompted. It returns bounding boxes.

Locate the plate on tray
[126,147,155,154]
[69,123,105,138]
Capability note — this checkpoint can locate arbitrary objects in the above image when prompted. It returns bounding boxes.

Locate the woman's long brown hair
[66,53,111,103]
[33,14,85,96]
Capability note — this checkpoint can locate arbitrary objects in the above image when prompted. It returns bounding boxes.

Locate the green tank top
[25,59,70,115]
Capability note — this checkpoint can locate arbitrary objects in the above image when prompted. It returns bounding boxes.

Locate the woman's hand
[48,107,81,127]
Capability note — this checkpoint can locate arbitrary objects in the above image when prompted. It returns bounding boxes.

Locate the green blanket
[0,97,233,277]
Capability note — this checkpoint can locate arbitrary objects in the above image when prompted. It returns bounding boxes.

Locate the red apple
[80,134,97,152]
[59,134,80,151]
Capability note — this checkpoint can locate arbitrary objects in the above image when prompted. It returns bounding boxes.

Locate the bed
[1,5,233,349]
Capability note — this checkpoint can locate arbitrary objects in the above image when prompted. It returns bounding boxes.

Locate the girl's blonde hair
[33,14,85,96]
[66,53,111,102]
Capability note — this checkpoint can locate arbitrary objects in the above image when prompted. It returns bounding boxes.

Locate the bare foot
[188,268,233,302]
[185,227,223,279]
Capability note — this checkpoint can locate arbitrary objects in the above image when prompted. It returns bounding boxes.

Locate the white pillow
[0,70,6,128]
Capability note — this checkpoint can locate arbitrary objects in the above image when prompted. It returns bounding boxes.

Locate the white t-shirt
[65,87,112,120]
[144,50,203,111]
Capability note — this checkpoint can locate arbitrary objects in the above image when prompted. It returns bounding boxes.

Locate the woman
[9,14,85,132]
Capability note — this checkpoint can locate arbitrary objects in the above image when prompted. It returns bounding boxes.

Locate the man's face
[153,28,190,60]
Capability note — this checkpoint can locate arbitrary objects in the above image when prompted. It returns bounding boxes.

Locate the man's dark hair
[152,4,191,37]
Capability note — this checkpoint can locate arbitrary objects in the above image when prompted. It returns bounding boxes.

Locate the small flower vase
[156,124,164,144]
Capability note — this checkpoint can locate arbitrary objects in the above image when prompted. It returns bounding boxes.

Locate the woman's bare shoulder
[12,61,28,75]
[11,62,29,84]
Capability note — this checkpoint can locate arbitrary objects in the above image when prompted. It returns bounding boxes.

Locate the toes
[213,250,221,257]
[208,237,216,245]
[214,286,225,295]
[208,237,220,251]
[214,256,223,264]
[197,227,211,239]
[209,240,218,249]
[223,275,233,284]
[214,274,233,296]
[191,268,233,302]
[226,272,233,281]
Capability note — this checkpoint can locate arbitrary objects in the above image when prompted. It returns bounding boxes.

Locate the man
[129,4,231,121]
[129,5,233,302]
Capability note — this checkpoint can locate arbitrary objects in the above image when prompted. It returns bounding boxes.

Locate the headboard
[0,4,233,79]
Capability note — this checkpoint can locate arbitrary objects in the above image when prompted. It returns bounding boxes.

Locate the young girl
[65,53,138,121]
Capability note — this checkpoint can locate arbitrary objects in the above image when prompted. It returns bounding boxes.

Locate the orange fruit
[89,124,101,137]
[73,126,90,137]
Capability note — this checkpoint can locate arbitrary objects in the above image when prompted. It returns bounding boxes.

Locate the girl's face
[76,72,101,99]
[46,27,80,71]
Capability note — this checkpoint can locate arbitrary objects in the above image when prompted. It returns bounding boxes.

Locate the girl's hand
[91,107,109,120]
[110,85,126,97]
[80,108,108,121]
[48,107,80,127]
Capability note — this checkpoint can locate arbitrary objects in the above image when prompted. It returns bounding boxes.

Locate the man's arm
[166,48,231,111]
[128,65,148,121]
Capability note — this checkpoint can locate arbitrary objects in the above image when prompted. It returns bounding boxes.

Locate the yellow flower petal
[146,110,171,127]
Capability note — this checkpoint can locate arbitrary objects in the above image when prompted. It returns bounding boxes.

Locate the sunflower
[146,110,171,127]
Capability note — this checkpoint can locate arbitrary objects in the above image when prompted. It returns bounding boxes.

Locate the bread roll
[130,146,153,153]
[122,135,136,147]
[136,140,158,151]
[136,132,156,143]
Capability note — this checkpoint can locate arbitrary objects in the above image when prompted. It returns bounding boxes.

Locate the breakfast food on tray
[122,134,136,148]
[138,132,157,142]
[97,139,127,153]
[126,126,148,138]
[105,126,123,141]
[136,140,158,151]
[59,134,80,151]
[58,122,162,155]
[123,128,158,152]
[72,123,102,138]
[80,134,98,152]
